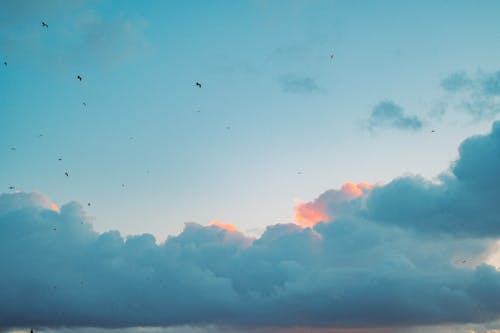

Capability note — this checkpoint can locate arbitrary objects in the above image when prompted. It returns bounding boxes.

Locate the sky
[1,1,500,332]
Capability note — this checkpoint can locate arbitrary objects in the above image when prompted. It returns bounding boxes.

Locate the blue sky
[1,1,500,332]
[2,0,500,238]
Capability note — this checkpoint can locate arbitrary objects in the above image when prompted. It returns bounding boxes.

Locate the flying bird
[195,82,202,88]
[10,147,16,151]
[58,158,62,161]
[87,202,91,206]
[330,53,334,59]
[52,227,57,231]
[82,102,86,107]
[431,130,436,133]
[77,75,82,81]
[225,126,231,130]
[8,186,15,190]
[42,21,48,28]
[3,61,6,66]
[64,171,69,177]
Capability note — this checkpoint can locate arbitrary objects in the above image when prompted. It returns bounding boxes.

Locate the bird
[58,158,62,161]
[431,130,436,133]
[297,171,304,175]
[38,134,44,138]
[3,61,6,66]
[10,147,16,151]
[8,186,15,190]
[195,82,202,88]
[87,202,91,206]
[225,126,231,130]
[77,75,82,81]
[82,102,86,107]
[121,183,126,188]
[42,21,48,28]
[64,171,69,177]
[330,53,334,59]
[52,227,57,231]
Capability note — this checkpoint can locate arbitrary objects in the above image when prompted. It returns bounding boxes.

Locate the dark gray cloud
[362,121,500,237]
[367,100,423,131]
[440,70,500,120]
[279,75,324,94]
[2,124,500,331]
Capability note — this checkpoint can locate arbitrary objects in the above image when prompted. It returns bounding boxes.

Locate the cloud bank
[2,123,500,331]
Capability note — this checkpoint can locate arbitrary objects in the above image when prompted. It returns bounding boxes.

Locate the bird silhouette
[42,21,48,28]
[9,186,15,190]
[64,171,69,177]
[10,147,16,151]
[77,75,82,81]
[330,54,334,59]
[87,202,91,206]
[3,61,6,66]
[431,130,436,133]
[82,102,86,107]
[58,158,62,161]
[195,82,202,88]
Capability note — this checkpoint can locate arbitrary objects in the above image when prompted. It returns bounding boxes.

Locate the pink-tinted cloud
[294,182,373,227]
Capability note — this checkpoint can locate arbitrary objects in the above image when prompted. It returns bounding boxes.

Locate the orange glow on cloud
[211,220,238,232]
[50,203,60,213]
[341,182,373,198]
[294,182,373,228]
[294,202,328,228]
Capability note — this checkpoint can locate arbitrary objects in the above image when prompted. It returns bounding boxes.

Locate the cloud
[367,100,423,131]
[441,71,473,92]
[440,70,500,120]
[279,75,324,94]
[2,124,500,331]
[0,1,148,69]
[294,182,373,227]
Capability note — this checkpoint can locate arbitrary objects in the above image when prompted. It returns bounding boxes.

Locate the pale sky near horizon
[2,0,500,240]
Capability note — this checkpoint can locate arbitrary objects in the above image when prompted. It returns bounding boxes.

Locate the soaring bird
[10,147,16,151]
[77,75,82,81]
[330,53,334,59]
[64,171,69,177]
[3,61,6,66]
[195,82,202,88]
[58,158,62,161]
[431,130,436,133]
[82,102,86,107]
[9,186,15,190]
[87,202,91,206]
[42,21,48,28]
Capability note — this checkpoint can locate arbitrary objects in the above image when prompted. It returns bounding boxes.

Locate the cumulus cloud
[279,75,324,94]
[440,70,500,120]
[2,124,500,332]
[367,100,423,131]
